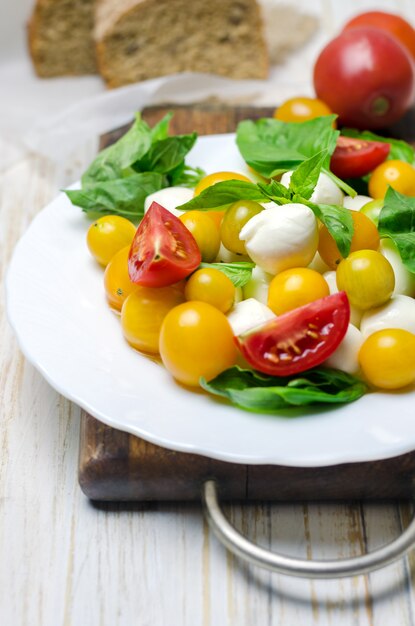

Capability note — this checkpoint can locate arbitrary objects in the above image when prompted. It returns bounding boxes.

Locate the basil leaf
[257,179,291,201]
[309,202,354,258]
[64,173,164,218]
[322,168,357,197]
[177,180,268,211]
[236,116,339,178]
[289,150,328,200]
[201,366,367,412]
[169,162,205,187]
[378,187,415,272]
[133,133,197,174]
[342,128,415,164]
[199,262,255,287]
[82,113,152,186]
[149,112,173,142]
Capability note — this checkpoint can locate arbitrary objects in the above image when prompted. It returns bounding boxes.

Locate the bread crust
[28,0,98,77]
[94,0,269,87]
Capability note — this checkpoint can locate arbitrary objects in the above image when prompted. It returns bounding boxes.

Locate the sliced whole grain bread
[28,0,98,76]
[94,0,269,87]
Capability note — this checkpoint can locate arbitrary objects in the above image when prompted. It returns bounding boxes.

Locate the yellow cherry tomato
[194,171,251,196]
[368,160,415,198]
[360,198,383,226]
[184,268,235,313]
[159,302,237,386]
[87,215,136,267]
[206,210,225,229]
[336,250,395,310]
[220,200,264,254]
[179,211,220,262]
[359,329,415,389]
[104,246,136,311]
[121,285,184,354]
[318,210,380,269]
[274,97,334,123]
[267,268,330,315]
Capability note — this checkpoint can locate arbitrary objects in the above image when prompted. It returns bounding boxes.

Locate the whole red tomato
[344,11,415,60]
[313,27,414,129]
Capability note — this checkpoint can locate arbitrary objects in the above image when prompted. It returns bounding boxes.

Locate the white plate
[6,133,415,467]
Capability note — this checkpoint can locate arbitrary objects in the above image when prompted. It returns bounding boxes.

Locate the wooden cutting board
[79,103,415,502]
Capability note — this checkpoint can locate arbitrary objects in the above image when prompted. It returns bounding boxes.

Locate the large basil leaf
[133,133,197,174]
[201,366,367,412]
[236,116,339,178]
[82,113,153,186]
[378,187,415,273]
[177,180,268,211]
[65,173,164,218]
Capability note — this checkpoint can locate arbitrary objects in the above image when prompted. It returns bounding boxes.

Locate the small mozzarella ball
[215,243,251,263]
[242,266,274,305]
[144,187,194,217]
[379,239,415,297]
[308,251,330,273]
[360,295,415,338]
[226,298,276,336]
[280,170,344,206]
[323,270,363,328]
[325,324,363,374]
[343,195,372,211]
[239,203,318,275]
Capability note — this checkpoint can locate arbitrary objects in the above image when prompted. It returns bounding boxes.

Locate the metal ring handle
[202,480,415,579]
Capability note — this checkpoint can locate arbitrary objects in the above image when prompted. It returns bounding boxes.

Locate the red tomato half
[128,202,201,287]
[313,27,414,129]
[344,11,415,60]
[330,136,390,179]
[235,292,350,377]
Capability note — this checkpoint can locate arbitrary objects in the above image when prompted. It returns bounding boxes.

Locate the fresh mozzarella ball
[144,187,194,217]
[308,251,330,273]
[242,266,273,305]
[325,324,363,374]
[215,243,251,263]
[379,239,415,297]
[239,203,318,275]
[280,170,344,206]
[226,298,276,336]
[343,195,372,211]
[360,295,415,338]
[323,271,363,328]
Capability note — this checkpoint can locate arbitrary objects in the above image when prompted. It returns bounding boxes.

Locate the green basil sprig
[201,366,367,412]
[235,115,356,196]
[65,112,204,218]
[177,152,354,259]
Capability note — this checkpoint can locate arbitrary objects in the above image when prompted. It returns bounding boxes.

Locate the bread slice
[94,0,269,88]
[28,0,98,76]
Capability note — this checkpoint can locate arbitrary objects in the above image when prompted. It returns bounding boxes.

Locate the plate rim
[6,132,415,467]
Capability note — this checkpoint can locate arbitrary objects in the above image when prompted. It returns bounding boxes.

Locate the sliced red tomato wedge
[128,202,201,287]
[235,292,350,377]
[330,136,390,179]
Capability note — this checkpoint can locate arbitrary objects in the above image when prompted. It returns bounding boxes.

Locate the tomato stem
[371,96,390,117]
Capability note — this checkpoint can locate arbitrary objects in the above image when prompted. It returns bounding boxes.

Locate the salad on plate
[65,106,415,415]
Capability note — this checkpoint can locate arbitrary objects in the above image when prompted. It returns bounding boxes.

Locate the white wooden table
[2,0,415,623]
